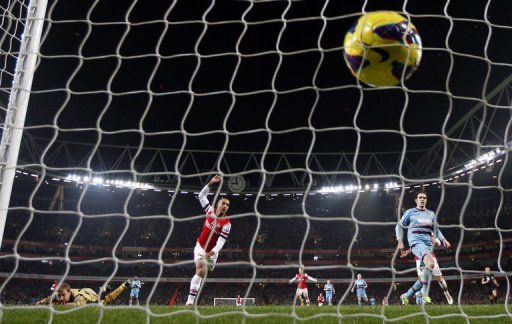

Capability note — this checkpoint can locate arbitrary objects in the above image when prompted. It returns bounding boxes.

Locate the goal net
[214,298,255,306]
[0,0,511,322]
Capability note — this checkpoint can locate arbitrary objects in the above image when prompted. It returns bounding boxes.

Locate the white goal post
[214,298,256,307]
[0,0,48,249]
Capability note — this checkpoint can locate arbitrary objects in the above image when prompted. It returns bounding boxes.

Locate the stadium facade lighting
[65,174,152,190]
[317,145,508,195]
[14,144,509,197]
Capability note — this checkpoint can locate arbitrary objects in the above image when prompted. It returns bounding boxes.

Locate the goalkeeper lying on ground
[36,281,129,306]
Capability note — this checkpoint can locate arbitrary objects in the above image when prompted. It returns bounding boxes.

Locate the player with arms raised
[186,175,231,306]
[395,191,451,303]
[289,267,317,306]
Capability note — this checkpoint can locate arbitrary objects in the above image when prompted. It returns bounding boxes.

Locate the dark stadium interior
[0,0,512,310]
[1,174,511,305]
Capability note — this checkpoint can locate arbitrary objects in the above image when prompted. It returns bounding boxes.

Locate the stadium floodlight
[65,174,152,190]
[317,145,506,196]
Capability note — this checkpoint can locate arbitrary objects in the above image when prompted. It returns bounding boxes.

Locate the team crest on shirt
[205,221,215,231]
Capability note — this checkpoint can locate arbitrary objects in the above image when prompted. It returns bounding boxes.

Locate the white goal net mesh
[0,0,511,322]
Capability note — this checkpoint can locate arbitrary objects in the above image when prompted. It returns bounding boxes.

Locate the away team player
[323,279,335,305]
[396,191,451,304]
[351,273,368,306]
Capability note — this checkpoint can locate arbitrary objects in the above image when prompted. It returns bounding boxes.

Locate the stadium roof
[3,0,512,187]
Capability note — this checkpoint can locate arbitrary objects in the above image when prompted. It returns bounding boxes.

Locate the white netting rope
[0,0,510,323]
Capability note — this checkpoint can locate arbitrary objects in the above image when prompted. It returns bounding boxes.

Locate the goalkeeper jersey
[39,288,98,305]
[66,288,99,305]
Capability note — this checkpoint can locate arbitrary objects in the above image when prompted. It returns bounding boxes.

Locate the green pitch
[1,305,510,323]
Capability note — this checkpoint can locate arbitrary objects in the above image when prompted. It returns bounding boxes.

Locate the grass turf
[1,304,510,323]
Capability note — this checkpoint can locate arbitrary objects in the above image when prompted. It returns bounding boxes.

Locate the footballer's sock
[129,299,132,306]
[102,283,127,305]
[406,280,423,298]
[420,269,431,297]
[186,275,202,305]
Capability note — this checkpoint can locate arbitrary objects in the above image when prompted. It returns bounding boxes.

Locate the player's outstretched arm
[208,175,221,187]
[307,275,318,283]
[289,277,297,284]
[198,175,221,208]
[35,296,51,305]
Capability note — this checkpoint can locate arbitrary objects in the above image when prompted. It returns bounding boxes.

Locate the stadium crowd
[0,176,510,306]
[0,278,507,306]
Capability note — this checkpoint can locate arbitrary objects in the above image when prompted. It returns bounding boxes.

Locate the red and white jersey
[294,273,312,289]
[317,295,325,305]
[236,296,242,306]
[197,205,231,252]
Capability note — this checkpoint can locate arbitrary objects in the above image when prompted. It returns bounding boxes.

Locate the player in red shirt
[289,267,318,306]
[236,294,242,307]
[317,293,325,306]
[186,175,231,306]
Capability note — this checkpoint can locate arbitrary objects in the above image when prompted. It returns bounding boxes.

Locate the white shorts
[416,255,442,277]
[194,242,218,271]
[296,288,309,298]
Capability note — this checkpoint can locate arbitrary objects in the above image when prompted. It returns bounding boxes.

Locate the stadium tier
[0,0,511,323]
